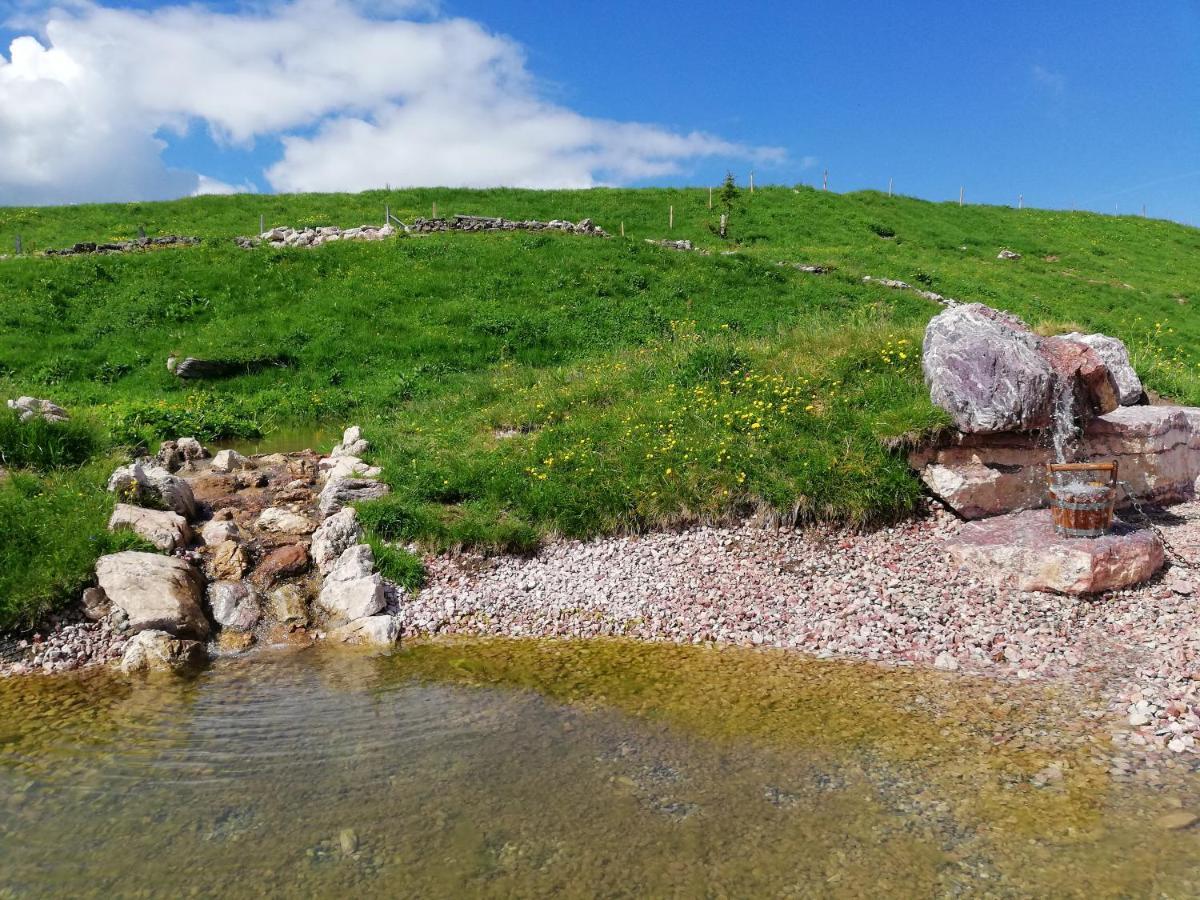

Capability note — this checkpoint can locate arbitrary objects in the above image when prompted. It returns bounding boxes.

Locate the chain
[1115,480,1193,569]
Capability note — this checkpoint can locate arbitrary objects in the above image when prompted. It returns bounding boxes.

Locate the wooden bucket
[1047,462,1118,538]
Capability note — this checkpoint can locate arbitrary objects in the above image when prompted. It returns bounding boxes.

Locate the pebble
[1155,811,1199,831]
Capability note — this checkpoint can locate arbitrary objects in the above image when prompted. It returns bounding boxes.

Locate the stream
[2,639,1199,897]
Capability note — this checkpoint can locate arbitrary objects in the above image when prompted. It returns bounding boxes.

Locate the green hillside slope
[2,186,1198,628]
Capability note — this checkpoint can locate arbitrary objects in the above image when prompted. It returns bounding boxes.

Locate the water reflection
[1,640,1198,897]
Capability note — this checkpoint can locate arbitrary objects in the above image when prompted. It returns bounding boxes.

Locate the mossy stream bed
[2,638,1199,897]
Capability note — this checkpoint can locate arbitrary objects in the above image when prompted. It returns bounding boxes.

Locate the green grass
[3,185,1200,629]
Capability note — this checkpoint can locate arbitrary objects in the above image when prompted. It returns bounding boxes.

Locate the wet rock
[96,552,210,639]
[119,629,206,675]
[318,476,390,518]
[107,462,198,520]
[1061,332,1144,405]
[207,540,250,581]
[7,396,68,423]
[946,509,1165,595]
[216,631,255,653]
[255,508,316,535]
[210,449,248,474]
[268,584,310,627]
[252,544,310,586]
[329,615,402,647]
[922,304,1054,433]
[107,503,191,552]
[311,508,365,574]
[207,581,261,631]
[201,519,239,545]
[1039,336,1120,418]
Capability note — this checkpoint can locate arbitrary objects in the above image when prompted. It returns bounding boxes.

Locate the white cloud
[192,175,257,196]
[0,0,783,204]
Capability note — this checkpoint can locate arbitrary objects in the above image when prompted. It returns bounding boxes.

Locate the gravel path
[406,500,1200,764]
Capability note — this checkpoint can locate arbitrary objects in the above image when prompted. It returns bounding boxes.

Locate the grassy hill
[2,185,1199,629]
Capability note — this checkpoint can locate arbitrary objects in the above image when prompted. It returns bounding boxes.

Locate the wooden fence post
[385,204,390,227]
[620,221,625,238]
[669,205,674,229]
[822,170,828,191]
[749,171,755,193]
[708,186,713,209]
[888,177,893,197]
[959,186,964,206]
[1018,195,1023,210]
[432,201,438,219]
[14,235,22,256]
[719,214,727,238]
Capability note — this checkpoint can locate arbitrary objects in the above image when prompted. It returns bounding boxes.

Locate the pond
[211,425,338,457]
[2,639,1199,897]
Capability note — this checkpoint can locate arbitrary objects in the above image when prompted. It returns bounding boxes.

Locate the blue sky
[2,0,1198,221]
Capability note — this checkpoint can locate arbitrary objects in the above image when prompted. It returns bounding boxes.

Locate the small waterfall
[1050,377,1078,463]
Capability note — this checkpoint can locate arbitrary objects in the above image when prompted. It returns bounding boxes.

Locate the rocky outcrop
[7,396,69,423]
[922,304,1055,433]
[95,552,209,639]
[406,215,606,237]
[107,504,191,552]
[946,509,1164,594]
[106,462,198,520]
[244,224,398,249]
[119,630,206,674]
[311,508,365,574]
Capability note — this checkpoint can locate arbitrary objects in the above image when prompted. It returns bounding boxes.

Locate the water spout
[1050,377,1078,463]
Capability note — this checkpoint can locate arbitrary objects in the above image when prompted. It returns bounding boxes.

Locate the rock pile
[239,224,398,249]
[2,426,401,678]
[6,396,68,423]
[43,236,200,257]
[405,215,606,236]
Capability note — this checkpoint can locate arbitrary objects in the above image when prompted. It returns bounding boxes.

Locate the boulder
[1038,336,1120,418]
[107,462,198,520]
[256,508,317,535]
[1083,406,1197,504]
[108,503,191,552]
[207,540,250,581]
[207,581,261,631]
[318,476,390,518]
[311,508,365,574]
[319,456,382,482]
[1062,333,1144,405]
[210,449,248,474]
[317,544,386,623]
[7,396,69,423]
[946,509,1164,594]
[157,437,208,472]
[922,304,1055,433]
[252,543,310,586]
[95,552,209,639]
[119,630,207,675]
[329,615,401,648]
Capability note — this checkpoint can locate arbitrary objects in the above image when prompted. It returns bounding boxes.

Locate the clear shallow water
[211,425,336,457]
[2,639,1200,898]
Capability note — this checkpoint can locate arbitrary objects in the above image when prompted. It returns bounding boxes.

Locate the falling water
[1050,378,1078,463]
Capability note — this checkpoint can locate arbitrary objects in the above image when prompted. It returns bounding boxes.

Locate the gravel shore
[406,500,1200,764]
[8,498,1200,768]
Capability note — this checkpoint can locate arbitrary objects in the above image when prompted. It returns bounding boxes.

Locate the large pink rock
[909,431,1050,519]
[1082,406,1196,504]
[946,509,1164,595]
